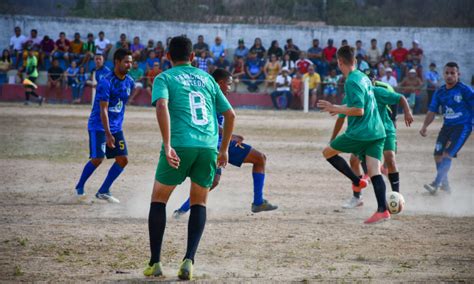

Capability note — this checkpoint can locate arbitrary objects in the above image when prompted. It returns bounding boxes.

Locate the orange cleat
[364,210,391,224]
[352,178,368,193]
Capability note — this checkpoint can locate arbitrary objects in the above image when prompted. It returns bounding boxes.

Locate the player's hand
[165,145,180,169]
[106,133,115,148]
[404,112,414,127]
[217,149,228,169]
[419,127,427,137]
[317,100,334,113]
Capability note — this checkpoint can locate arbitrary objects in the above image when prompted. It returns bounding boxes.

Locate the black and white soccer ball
[387,192,405,214]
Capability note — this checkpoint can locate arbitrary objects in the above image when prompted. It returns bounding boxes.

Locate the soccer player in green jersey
[317,46,390,224]
[143,36,235,280]
[330,71,414,208]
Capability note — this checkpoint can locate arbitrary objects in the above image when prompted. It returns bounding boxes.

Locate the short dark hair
[113,48,132,63]
[169,36,193,62]
[445,62,459,70]
[31,29,37,34]
[99,31,104,35]
[356,40,362,44]
[371,38,377,42]
[60,32,65,36]
[87,33,93,37]
[212,68,231,82]
[336,45,356,65]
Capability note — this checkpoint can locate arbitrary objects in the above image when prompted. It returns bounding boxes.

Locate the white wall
[3,15,473,82]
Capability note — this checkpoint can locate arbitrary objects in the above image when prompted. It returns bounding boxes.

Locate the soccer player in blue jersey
[74,48,134,203]
[420,62,473,194]
[173,68,278,218]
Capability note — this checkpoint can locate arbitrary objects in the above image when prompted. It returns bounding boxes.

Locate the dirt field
[0,103,473,282]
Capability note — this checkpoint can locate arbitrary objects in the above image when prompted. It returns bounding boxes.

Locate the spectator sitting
[145,62,162,98]
[82,33,95,72]
[154,41,165,60]
[376,62,386,80]
[302,65,321,109]
[381,41,393,63]
[70,32,85,65]
[307,39,325,75]
[284,38,300,62]
[340,39,348,47]
[249,37,266,60]
[243,51,265,92]
[160,55,172,71]
[230,56,245,91]
[115,33,130,50]
[355,40,367,60]
[10,26,26,69]
[210,36,226,62]
[391,40,409,79]
[47,59,64,103]
[408,40,423,66]
[322,39,337,72]
[145,50,160,72]
[130,36,145,61]
[0,49,12,84]
[263,54,281,91]
[194,51,212,72]
[52,32,70,62]
[290,71,304,109]
[145,39,155,57]
[94,31,112,60]
[322,68,340,103]
[280,53,296,77]
[399,68,423,114]
[234,39,249,59]
[425,62,440,110]
[271,67,292,110]
[165,37,172,53]
[22,29,41,65]
[128,61,145,104]
[65,60,79,93]
[214,53,230,71]
[356,54,370,71]
[295,52,313,74]
[267,40,283,60]
[71,66,88,104]
[367,38,381,68]
[381,67,398,88]
[193,35,209,55]
[40,35,55,69]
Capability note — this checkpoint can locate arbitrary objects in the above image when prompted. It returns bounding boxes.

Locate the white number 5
[189,91,208,125]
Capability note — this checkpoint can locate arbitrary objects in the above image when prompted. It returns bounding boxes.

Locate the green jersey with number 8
[151,63,232,149]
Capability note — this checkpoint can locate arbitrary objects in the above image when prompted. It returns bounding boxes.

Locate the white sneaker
[342,196,364,209]
[95,192,120,203]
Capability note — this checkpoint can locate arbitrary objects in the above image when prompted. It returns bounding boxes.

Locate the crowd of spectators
[2,26,444,112]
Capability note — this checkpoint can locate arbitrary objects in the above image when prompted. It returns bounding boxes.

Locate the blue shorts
[215,140,252,176]
[434,124,471,158]
[89,130,128,159]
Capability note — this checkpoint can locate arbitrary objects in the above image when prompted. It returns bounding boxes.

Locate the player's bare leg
[384,150,400,193]
[364,156,390,224]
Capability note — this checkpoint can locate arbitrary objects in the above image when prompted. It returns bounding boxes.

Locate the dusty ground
[0,103,473,282]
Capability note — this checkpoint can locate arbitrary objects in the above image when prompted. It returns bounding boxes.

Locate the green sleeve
[213,80,232,114]
[373,86,401,106]
[151,74,169,106]
[346,80,364,108]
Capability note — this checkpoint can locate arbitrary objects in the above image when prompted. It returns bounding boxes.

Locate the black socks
[184,205,207,263]
[371,175,387,212]
[148,202,166,265]
[388,172,400,192]
[327,155,361,186]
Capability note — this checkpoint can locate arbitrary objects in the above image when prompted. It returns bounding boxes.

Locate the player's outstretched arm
[398,96,414,127]
[99,101,115,148]
[420,111,436,137]
[156,98,180,169]
[218,109,236,168]
[330,116,346,141]
[317,100,364,116]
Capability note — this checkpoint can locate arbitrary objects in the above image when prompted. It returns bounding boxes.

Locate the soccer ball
[386,192,405,214]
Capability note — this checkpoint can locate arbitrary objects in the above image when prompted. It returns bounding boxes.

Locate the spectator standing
[10,26,26,69]
[95,31,112,60]
[425,62,441,111]
[243,51,265,92]
[52,32,70,62]
[193,35,209,55]
[72,66,88,104]
[355,40,367,60]
[302,65,321,109]
[47,59,64,102]
[234,39,249,59]
[381,41,393,63]
[271,67,292,109]
[40,35,55,69]
[307,39,325,76]
[249,37,266,60]
[210,36,226,61]
[381,67,398,88]
[115,33,130,50]
[70,32,85,65]
[263,54,281,91]
[284,38,300,62]
[322,39,337,71]
[128,61,145,104]
[295,52,313,75]
[267,40,283,60]
[367,38,381,68]
[0,49,11,84]
[130,36,145,62]
[280,53,296,77]
[399,68,424,114]
[290,71,304,109]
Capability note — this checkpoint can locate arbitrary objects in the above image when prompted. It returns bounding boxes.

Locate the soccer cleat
[362,174,370,182]
[75,187,86,201]
[172,209,187,219]
[342,196,364,209]
[364,210,391,224]
[177,259,193,280]
[143,262,163,277]
[440,182,452,194]
[24,101,30,105]
[95,192,120,203]
[251,199,278,213]
[423,182,439,195]
[38,96,45,106]
[352,178,368,193]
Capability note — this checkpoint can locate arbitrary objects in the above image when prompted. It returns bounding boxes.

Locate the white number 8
[189,91,209,125]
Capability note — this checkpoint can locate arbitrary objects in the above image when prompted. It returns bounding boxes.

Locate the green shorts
[383,134,397,152]
[330,133,385,161]
[155,147,218,188]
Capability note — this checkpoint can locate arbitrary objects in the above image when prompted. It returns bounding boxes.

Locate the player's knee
[322,147,333,159]
[90,158,103,167]
[116,156,128,168]
[256,151,266,166]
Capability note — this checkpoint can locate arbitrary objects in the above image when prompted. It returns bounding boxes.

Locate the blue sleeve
[428,88,440,112]
[96,78,110,102]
